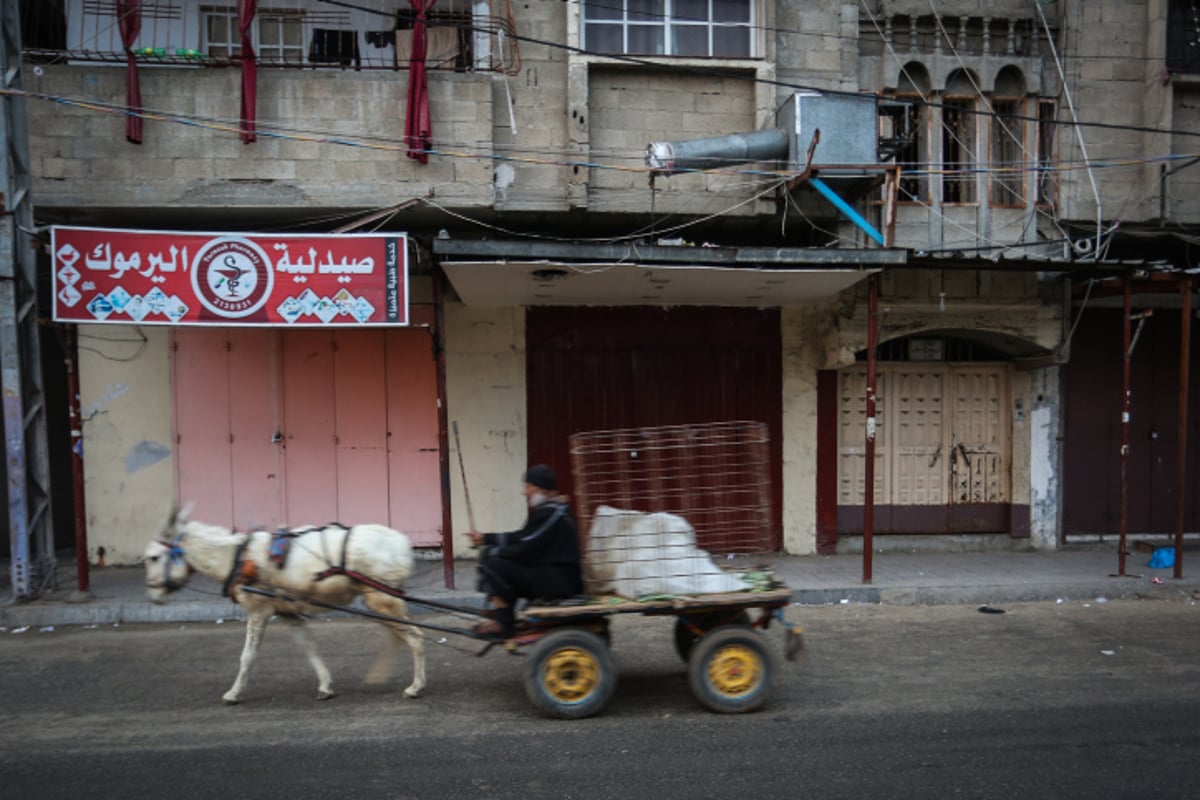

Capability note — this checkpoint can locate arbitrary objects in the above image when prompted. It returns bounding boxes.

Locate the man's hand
[466,531,484,547]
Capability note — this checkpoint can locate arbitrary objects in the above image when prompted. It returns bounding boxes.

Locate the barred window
[989,98,1024,206]
[941,97,977,204]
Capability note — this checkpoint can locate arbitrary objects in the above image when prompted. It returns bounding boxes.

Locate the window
[582,0,755,58]
[260,10,305,64]
[202,6,306,65]
[941,98,977,204]
[1167,0,1200,74]
[203,6,240,59]
[888,98,926,202]
[990,98,1024,206]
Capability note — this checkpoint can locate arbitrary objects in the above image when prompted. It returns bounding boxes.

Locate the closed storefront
[172,322,442,545]
[525,306,783,551]
[835,363,1015,535]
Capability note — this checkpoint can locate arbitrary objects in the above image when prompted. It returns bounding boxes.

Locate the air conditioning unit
[775,92,879,171]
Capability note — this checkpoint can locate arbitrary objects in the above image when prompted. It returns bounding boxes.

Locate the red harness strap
[314,565,408,599]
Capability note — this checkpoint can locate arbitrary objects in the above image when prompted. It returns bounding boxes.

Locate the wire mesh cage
[570,420,773,599]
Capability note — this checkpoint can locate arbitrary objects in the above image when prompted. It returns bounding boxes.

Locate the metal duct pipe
[646,128,789,175]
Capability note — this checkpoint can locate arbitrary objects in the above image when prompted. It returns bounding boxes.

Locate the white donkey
[144,505,426,704]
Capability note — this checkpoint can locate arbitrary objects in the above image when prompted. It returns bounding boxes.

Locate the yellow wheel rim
[541,646,601,703]
[706,644,762,697]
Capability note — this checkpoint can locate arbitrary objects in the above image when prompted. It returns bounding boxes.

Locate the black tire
[687,625,776,713]
[673,610,751,662]
[524,628,617,719]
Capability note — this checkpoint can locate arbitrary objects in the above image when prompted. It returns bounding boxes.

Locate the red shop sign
[51,227,409,326]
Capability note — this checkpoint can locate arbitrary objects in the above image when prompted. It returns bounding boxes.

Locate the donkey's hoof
[222,694,241,705]
[316,689,336,701]
[403,686,422,699]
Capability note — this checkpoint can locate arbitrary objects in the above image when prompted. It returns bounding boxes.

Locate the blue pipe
[808,176,885,246]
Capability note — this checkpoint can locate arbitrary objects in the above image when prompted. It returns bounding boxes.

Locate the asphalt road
[2,598,1198,799]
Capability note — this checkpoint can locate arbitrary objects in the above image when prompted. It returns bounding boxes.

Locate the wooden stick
[451,420,477,532]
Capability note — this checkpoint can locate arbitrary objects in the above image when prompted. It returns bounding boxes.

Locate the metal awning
[433,240,906,306]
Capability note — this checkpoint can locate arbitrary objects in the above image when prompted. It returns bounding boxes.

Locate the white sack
[585,505,747,598]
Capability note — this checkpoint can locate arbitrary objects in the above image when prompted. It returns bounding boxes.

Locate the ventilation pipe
[646,128,789,175]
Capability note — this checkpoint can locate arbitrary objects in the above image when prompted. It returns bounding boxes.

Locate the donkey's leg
[224,607,270,704]
[363,592,426,699]
[283,614,335,701]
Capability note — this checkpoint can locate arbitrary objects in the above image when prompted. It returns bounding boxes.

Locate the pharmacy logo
[191,237,274,318]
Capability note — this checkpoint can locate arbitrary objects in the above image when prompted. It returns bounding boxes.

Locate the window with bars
[941,98,977,204]
[989,98,1024,206]
[582,0,755,58]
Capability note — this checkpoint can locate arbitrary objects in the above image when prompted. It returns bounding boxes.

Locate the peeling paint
[124,440,171,474]
[1029,369,1061,550]
[86,383,129,419]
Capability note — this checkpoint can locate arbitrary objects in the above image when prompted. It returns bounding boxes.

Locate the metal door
[173,327,441,544]
[837,364,1011,533]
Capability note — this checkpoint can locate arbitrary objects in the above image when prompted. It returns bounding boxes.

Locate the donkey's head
[143,502,195,603]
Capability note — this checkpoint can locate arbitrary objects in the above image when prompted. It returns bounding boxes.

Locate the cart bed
[524,587,793,618]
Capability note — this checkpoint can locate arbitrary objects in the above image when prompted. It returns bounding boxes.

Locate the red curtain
[405,0,436,163]
[238,0,258,143]
[116,0,143,143]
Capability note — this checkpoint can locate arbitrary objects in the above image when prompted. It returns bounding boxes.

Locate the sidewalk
[3,546,1198,629]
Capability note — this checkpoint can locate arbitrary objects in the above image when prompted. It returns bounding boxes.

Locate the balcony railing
[22,0,520,74]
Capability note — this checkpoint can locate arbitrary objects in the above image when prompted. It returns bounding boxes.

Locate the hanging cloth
[116,0,143,143]
[238,0,258,143]
[404,0,436,163]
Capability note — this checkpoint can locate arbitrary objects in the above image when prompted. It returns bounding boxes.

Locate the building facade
[9,0,1200,577]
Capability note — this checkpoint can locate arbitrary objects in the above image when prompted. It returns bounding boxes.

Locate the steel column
[2,1,56,600]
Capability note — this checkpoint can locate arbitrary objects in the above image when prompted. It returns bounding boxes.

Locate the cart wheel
[673,611,750,662]
[524,628,616,719]
[688,625,776,713]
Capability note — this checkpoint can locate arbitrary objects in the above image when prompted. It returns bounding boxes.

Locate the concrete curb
[8,583,1193,630]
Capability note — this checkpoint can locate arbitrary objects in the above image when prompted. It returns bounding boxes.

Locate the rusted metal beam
[863,273,880,584]
[1174,276,1191,580]
[1118,278,1131,576]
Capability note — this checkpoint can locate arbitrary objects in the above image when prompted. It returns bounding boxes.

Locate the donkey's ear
[178,500,195,525]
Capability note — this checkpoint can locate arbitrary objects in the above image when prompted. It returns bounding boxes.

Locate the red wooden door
[526,306,783,550]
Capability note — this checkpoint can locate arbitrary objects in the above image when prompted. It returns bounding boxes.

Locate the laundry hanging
[404,0,436,163]
[116,0,142,143]
[238,0,257,143]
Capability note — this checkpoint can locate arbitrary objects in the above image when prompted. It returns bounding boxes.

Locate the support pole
[433,264,455,589]
[863,273,880,584]
[1118,277,1131,576]
[67,329,90,595]
[1174,276,1190,580]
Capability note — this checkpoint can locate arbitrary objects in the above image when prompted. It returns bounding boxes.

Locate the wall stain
[124,440,171,474]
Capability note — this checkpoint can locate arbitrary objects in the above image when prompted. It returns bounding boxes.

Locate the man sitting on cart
[467,464,583,638]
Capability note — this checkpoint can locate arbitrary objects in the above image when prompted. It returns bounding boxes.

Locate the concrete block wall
[27,65,496,215]
[586,68,759,216]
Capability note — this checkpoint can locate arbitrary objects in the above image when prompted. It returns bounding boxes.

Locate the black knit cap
[522,464,557,491]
